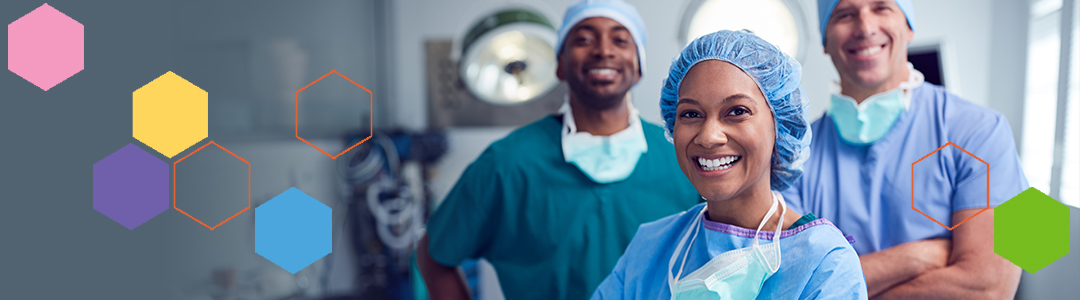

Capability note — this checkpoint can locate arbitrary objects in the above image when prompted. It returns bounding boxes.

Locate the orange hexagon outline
[295,70,373,159]
[911,142,990,231]
[173,141,251,230]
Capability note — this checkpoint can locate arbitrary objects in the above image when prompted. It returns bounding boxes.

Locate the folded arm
[872,208,1021,299]
[860,236,951,297]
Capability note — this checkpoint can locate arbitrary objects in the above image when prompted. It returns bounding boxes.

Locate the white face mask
[667,191,787,299]
[560,99,648,184]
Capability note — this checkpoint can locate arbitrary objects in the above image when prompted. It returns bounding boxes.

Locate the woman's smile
[694,155,742,175]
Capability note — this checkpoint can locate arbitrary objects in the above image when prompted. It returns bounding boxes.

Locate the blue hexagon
[255,187,332,273]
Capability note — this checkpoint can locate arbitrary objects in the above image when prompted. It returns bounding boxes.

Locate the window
[681,0,807,60]
[1060,0,1079,205]
[1022,0,1079,207]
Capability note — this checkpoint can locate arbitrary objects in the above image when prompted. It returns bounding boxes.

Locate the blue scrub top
[591,203,868,299]
[781,82,1029,255]
[426,115,701,300]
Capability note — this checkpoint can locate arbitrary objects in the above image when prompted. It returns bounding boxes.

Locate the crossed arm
[862,208,1022,299]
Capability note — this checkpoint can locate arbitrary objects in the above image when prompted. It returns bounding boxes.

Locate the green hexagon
[994,187,1071,273]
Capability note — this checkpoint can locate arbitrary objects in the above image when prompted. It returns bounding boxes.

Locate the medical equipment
[334,131,446,299]
[680,0,808,61]
[459,9,559,105]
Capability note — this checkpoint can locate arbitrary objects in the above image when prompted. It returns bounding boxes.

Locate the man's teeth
[697,156,741,171]
[855,45,883,56]
[588,68,617,75]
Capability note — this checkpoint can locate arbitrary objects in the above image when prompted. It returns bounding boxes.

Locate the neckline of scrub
[700,216,843,241]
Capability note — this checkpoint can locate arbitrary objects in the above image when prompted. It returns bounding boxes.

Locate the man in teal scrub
[416,0,700,299]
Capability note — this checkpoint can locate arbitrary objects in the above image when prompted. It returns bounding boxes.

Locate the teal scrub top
[426,115,701,300]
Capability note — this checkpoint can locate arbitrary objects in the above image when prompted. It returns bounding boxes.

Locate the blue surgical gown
[781,82,1030,255]
[591,203,868,299]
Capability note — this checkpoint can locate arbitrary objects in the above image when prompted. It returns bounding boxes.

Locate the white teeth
[589,68,617,75]
[697,156,740,171]
[855,45,883,56]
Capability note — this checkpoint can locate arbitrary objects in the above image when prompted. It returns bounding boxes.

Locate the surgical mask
[560,99,648,184]
[667,191,787,300]
[828,63,925,145]
[828,90,905,145]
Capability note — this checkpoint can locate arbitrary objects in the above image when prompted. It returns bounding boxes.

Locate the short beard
[568,83,629,111]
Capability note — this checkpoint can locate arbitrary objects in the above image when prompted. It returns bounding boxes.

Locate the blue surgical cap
[818,0,915,45]
[659,30,811,191]
[556,0,647,76]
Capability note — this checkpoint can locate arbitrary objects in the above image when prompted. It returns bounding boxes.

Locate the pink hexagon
[8,3,84,91]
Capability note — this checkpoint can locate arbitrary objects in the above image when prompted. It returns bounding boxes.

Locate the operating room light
[685,0,802,58]
[460,10,559,105]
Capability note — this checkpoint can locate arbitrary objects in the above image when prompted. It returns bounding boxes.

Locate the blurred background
[0,0,1077,299]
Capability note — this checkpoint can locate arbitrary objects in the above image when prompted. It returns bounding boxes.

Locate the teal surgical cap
[556,0,647,76]
[818,0,915,45]
[660,30,811,191]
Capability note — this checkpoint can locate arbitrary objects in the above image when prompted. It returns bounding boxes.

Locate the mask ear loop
[771,191,787,240]
[746,190,782,276]
[764,190,787,272]
[751,192,781,247]
[668,206,706,295]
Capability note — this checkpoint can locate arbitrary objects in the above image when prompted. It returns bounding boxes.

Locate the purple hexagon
[8,3,84,91]
[93,143,169,230]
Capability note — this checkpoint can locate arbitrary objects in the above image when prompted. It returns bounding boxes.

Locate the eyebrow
[572,24,630,35]
[677,93,754,107]
[834,0,891,15]
[831,6,856,19]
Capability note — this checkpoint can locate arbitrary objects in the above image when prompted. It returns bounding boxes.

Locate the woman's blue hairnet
[659,30,811,191]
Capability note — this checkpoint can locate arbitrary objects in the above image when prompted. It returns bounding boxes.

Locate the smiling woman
[674,61,776,212]
[590,30,867,300]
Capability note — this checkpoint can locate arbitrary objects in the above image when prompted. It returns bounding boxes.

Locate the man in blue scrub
[782,0,1028,298]
[417,1,700,299]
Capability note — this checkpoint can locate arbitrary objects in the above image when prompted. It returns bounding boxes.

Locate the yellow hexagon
[133,71,208,158]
